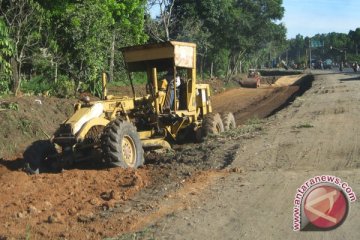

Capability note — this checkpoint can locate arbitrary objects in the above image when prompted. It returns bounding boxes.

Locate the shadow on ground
[0,158,24,171]
[340,76,360,82]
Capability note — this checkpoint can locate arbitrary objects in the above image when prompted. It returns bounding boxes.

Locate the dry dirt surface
[1,71,360,239]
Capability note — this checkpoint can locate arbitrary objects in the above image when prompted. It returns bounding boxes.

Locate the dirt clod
[16,211,26,219]
[44,201,52,210]
[122,206,132,213]
[47,212,63,224]
[27,205,40,215]
[67,207,77,216]
[229,167,242,173]
[89,198,101,205]
[77,213,95,223]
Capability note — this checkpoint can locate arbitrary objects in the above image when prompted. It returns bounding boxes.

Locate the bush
[21,75,75,98]
[347,54,360,63]
[21,75,53,95]
[54,75,75,98]
[0,78,11,95]
[209,48,230,77]
[132,72,147,85]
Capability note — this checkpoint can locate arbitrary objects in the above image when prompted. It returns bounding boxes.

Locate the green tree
[0,18,13,93]
[286,31,358,66]
[56,0,113,95]
[0,19,12,72]
[0,0,44,95]
[36,0,147,95]
[147,0,176,42]
[106,0,148,82]
[288,34,306,63]
[349,28,360,56]
[170,0,225,77]
[169,0,286,78]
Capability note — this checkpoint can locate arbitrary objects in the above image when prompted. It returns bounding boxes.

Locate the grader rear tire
[23,140,56,174]
[196,113,225,142]
[221,112,236,131]
[101,119,144,168]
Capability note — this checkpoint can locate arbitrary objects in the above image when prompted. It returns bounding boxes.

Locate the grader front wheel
[101,119,144,168]
[121,135,137,166]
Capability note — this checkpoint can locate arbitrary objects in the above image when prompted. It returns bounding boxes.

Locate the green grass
[18,118,32,136]
[111,72,148,87]
[293,123,314,129]
[244,117,264,126]
[25,225,31,240]
[220,117,264,139]
[0,102,19,111]
[224,79,240,89]
[107,81,128,87]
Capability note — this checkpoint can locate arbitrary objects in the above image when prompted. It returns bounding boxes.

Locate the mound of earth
[0,96,75,159]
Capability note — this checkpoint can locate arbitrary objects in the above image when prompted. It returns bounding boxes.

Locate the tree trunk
[109,32,115,82]
[51,56,58,83]
[225,58,232,82]
[297,50,300,63]
[165,26,170,41]
[54,62,58,83]
[200,55,203,80]
[210,62,213,79]
[10,58,21,96]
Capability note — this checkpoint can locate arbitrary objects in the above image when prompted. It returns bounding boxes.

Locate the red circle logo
[304,185,348,230]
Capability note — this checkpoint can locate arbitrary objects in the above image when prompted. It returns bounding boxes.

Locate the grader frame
[24,41,222,173]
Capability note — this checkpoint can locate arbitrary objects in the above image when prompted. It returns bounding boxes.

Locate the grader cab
[23,41,236,174]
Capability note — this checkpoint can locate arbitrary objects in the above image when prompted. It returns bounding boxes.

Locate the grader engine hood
[54,103,105,146]
[66,103,104,135]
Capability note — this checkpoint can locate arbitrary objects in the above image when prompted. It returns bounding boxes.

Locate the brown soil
[212,74,309,124]
[0,73,322,239]
[0,167,150,239]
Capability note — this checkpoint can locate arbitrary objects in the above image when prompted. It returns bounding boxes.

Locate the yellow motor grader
[23,41,236,174]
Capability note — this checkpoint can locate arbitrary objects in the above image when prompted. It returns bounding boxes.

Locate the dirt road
[137,71,360,239]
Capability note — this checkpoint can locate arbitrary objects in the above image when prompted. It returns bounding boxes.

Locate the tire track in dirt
[127,170,230,233]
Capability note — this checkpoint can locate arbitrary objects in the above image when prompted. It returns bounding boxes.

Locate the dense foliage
[0,18,13,93]
[0,0,147,96]
[0,0,359,97]
[287,30,360,68]
[148,0,287,79]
